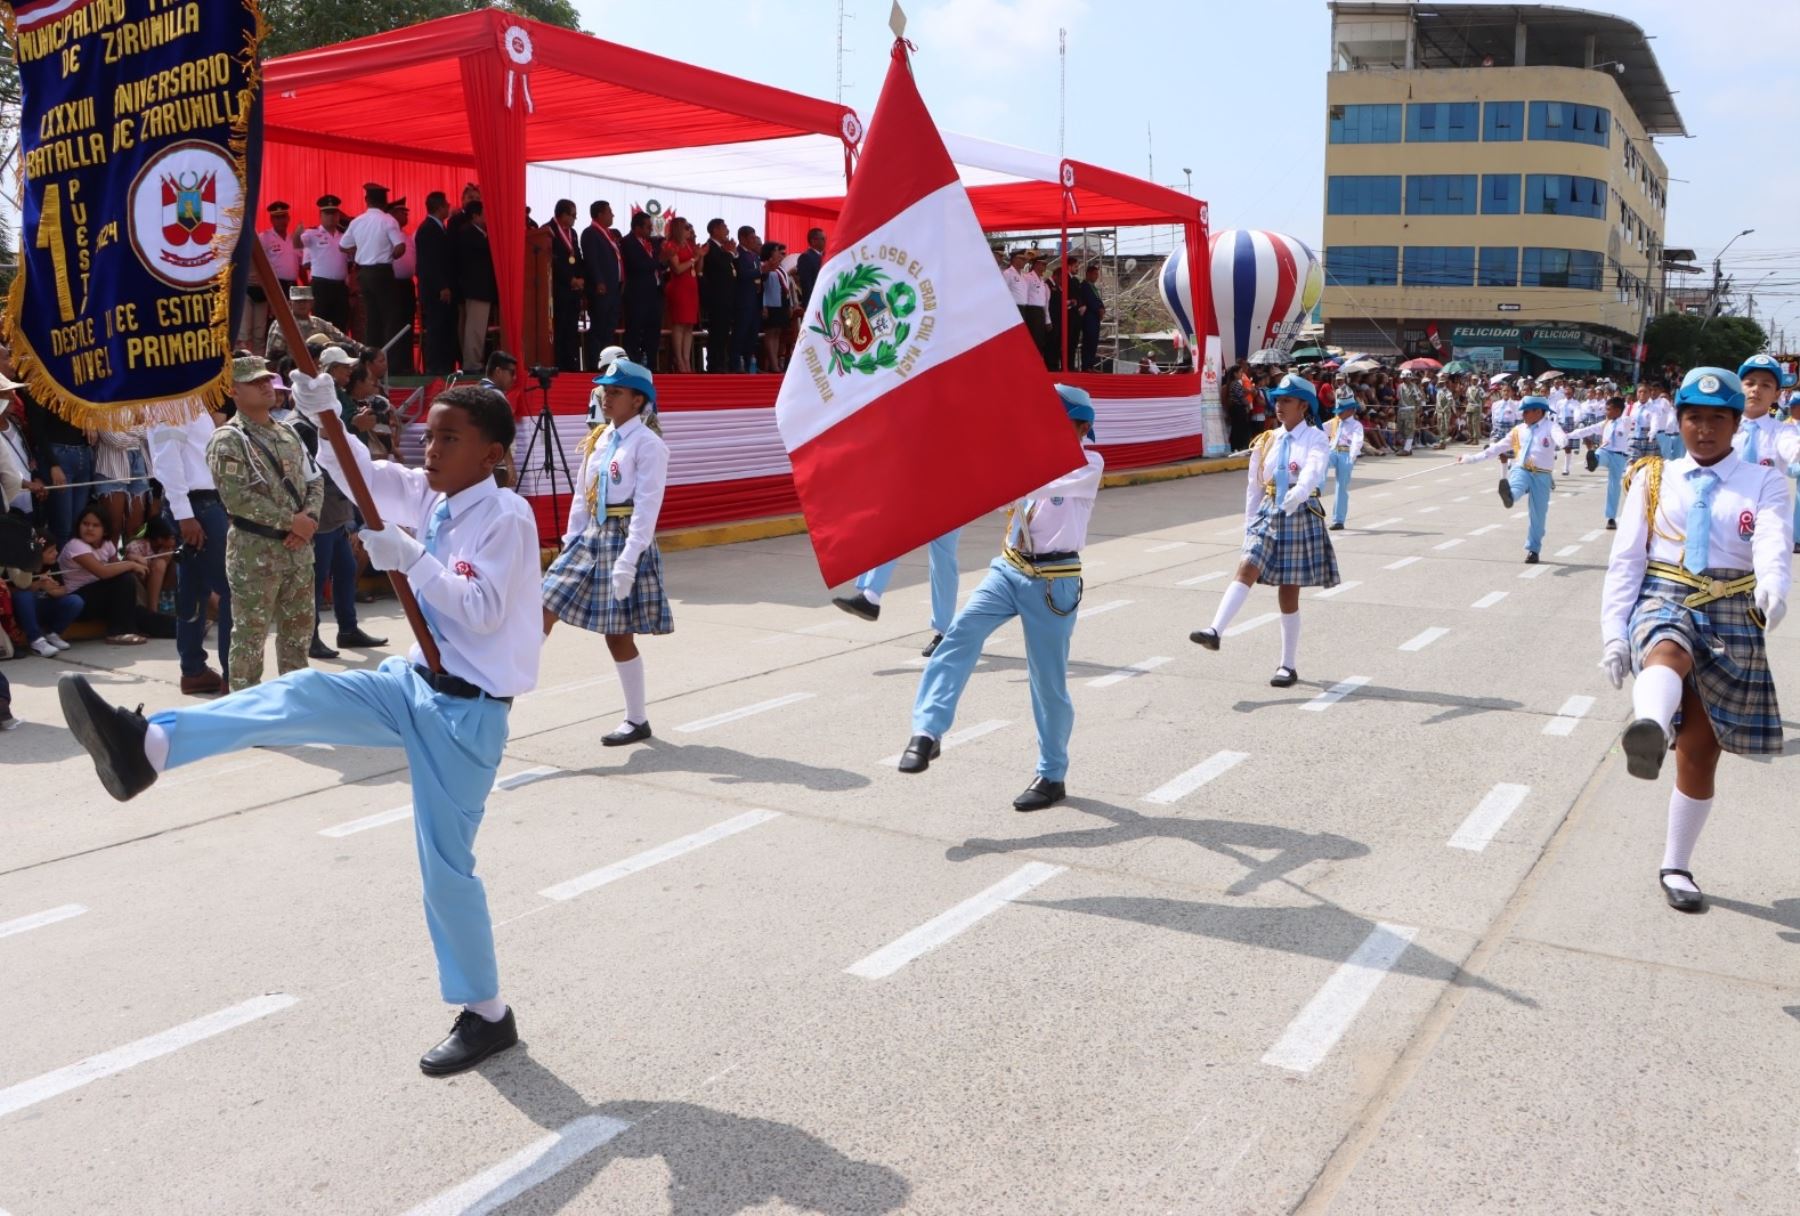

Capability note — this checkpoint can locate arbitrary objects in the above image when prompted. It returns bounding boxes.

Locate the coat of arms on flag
[161,170,220,253]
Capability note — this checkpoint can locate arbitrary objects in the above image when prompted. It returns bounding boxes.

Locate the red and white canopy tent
[257,13,1213,542]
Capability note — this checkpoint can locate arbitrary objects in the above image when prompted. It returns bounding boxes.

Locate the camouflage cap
[231,355,278,384]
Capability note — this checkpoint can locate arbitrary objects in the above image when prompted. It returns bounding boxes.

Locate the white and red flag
[775,41,1084,587]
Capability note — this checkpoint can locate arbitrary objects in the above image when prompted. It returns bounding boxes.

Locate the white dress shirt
[1002,266,1030,306]
[0,421,29,509]
[1651,396,1678,434]
[1326,415,1364,459]
[1567,416,1632,454]
[1012,447,1105,554]
[339,209,405,267]
[1245,421,1329,523]
[1492,398,1521,429]
[146,412,219,519]
[1731,413,1800,473]
[561,417,670,577]
[1024,273,1049,309]
[316,437,542,698]
[1468,419,1567,471]
[259,227,302,281]
[1601,451,1794,642]
[392,227,417,280]
[299,226,347,280]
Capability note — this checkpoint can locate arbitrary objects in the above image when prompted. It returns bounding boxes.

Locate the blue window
[1406,174,1478,215]
[1406,102,1479,142]
[1403,246,1476,287]
[1483,101,1524,141]
[1327,175,1402,215]
[1482,174,1520,215]
[1522,248,1603,290]
[1329,104,1402,144]
[1478,247,1519,287]
[1325,246,1399,287]
[1524,174,1607,219]
[1529,101,1610,147]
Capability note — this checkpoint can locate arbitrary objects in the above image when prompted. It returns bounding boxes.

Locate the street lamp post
[1702,227,1755,330]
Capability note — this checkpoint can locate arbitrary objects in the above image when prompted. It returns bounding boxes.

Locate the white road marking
[1470,591,1508,609]
[1518,565,1550,579]
[0,903,87,941]
[1581,529,1605,542]
[1554,544,1582,558]
[1415,506,1440,515]
[539,810,781,902]
[1452,495,1471,503]
[318,804,413,838]
[1262,923,1418,1073]
[1087,657,1173,688]
[1383,556,1422,571]
[879,719,1010,766]
[1432,538,1465,551]
[0,994,297,1119]
[1399,627,1449,652]
[1364,517,1403,530]
[1080,599,1133,618]
[1370,492,1393,499]
[158,756,270,790]
[1300,677,1370,713]
[494,765,559,792]
[401,1114,634,1216]
[1448,783,1531,851]
[1147,541,1190,553]
[1468,524,1501,536]
[846,862,1065,980]
[1225,612,1279,638]
[531,673,618,695]
[1543,695,1597,737]
[1178,571,1227,587]
[1144,750,1250,805]
[1312,580,1361,599]
[674,692,816,733]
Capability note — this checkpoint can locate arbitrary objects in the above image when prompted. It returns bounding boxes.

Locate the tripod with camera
[516,364,577,536]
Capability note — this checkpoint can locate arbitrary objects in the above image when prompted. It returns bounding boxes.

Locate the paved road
[3,448,1797,1215]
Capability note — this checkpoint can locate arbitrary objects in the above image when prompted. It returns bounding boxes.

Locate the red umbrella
[1400,357,1443,372]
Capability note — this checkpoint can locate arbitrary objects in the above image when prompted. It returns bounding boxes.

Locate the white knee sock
[1660,789,1713,892]
[862,588,882,605]
[464,996,508,1023]
[615,656,647,725]
[1279,611,1301,669]
[144,721,170,772]
[1632,665,1683,738]
[1210,580,1252,633]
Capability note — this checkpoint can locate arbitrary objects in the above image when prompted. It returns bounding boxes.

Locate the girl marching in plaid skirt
[1600,367,1792,912]
[1191,373,1339,687]
[542,359,673,746]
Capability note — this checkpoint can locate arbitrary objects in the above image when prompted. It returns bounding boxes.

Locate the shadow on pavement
[545,738,871,792]
[1231,683,1523,724]
[1707,894,1800,940]
[478,1048,912,1215]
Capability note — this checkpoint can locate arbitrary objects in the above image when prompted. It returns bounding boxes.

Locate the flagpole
[249,238,443,673]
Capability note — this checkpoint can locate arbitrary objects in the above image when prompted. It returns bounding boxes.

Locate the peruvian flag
[775,40,1083,587]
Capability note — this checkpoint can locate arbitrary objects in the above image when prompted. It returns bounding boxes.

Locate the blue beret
[1055,383,1097,439]
[593,358,655,405]
[1268,373,1319,411]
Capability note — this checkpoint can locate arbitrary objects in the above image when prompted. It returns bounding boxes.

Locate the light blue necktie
[1744,424,1759,465]
[1683,469,1717,576]
[425,498,452,553]
[1274,431,1294,503]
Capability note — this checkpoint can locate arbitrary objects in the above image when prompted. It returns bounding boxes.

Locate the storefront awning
[1520,343,1603,372]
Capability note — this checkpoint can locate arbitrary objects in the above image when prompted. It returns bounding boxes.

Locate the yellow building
[1321,2,1682,378]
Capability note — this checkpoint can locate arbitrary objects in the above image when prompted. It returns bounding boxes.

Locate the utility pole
[1702,227,1754,330]
[1058,28,1066,160]
[836,0,849,105]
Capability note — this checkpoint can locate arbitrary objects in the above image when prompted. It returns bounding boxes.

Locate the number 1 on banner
[35,183,77,324]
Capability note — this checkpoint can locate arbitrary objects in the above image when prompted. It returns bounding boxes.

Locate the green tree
[260,0,581,59]
[1643,312,1767,376]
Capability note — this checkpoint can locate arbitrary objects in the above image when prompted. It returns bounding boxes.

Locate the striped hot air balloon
[1158,230,1321,364]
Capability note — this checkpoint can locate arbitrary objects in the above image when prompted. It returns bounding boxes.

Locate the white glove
[360,524,425,574]
[610,569,635,603]
[1280,488,1305,516]
[1599,637,1632,690]
[289,371,341,421]
[1756,585,1786,632]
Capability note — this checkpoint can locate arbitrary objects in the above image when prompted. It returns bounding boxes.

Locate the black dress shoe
[831,593,880,622]
[1586,450,1599,472]
[921,633,944,659]
[58,675,157,802]
[1525,551,1539,564]
[1270,666,1298,688]
[1606,519,1617,530]
[1658,869,1705,913]
[1497,477,1515,509]
[419,1007,519,1076]
[1189,627,1221,650]
[335,627,389,648]
[1621,717,1668,780]
[1013,777,1066,812]
[898,735,940,773]
[602,720,652,747]
[309,635,340,660]
[1328,522,1345,531]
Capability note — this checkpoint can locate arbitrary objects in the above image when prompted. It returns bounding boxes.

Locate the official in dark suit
[794,227,826,315]
[731,226,764,372]
[1073,263,1106,373]
[699,218,737,374]
[547,198,585,371]
[620,210,664,367]
[414,191,458,376]
[454,201,497,372]
[580,200,623,370]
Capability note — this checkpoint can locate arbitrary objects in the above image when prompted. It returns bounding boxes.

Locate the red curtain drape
[458,52,527,367]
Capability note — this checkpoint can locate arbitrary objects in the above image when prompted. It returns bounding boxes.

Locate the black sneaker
[58,675,157,802]
[1525,551,1540,564]
[1606,519,1617,530]
[419,1007,519,1076]
[831,593,880,622]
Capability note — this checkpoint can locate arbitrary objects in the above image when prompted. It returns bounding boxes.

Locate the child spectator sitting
[5,532,84,657]
[60,506,175,645]
[125,517,178,615]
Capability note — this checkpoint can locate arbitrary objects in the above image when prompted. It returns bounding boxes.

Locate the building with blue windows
[1320,3,1682,376]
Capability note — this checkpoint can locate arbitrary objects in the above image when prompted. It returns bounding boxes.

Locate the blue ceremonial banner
[4,0,262,426]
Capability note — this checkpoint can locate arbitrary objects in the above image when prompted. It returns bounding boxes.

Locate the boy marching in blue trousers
[1324,396,1364,531]
[1460,393,1568,563]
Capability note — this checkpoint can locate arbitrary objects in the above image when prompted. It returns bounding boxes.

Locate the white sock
[1209,580,1252,633]
[615,656,647,725]
[1279,611,1300,669]
[1632,665,1683,738]
[862,588,882,606]
[1660,789,1713,892]
[144,721,170,772]
[463,997,507,1023]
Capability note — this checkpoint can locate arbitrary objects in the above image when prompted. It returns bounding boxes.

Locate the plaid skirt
[1629,568,1780,756]
[542,514,674,636]
[1244,496,1340,588]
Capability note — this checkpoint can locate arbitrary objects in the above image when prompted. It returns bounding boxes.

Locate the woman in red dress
[661,218,700,372]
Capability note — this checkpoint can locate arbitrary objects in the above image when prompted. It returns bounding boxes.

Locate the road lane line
[1518,565,1549,579]
[1178,571,1227,587]
[540,810,781,902]
[494,765,558,791]
[1554,544,1582,557]
[1543,695,1597,737]
[1399,627,1449,652]
[846,862,1065,980]
[0,904,87,941]
[1312,581,1361,599]
[1415,506,1440,515]
[1262,924,1418,1073]
[1144,750,1250,805]
[1432,538,1465,551]
[1452,495,1471,503]
[1364,517,1403,530]
[1147,541,1190,553]
[1080,599,1133,618]
[1370,492,1392,499]
[1225,612,1279,638]
[675,692,816,733]
[1470,591,1508,609]
[879,719,1010,766]
[1300,677,1370,713]
[1383,556,1422,571]
[158,756,271,790]
[1468,524,1501,536]
[401,1115,634,1216]
[1087,657,1173,688]
[1448,783,1531,851]
[318,804,413,838]
[1581,529,1605,542]
[0,994,297,1119]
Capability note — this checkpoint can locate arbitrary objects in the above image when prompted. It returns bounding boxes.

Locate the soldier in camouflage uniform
[208,357,324,691]
[265,285,351,363]
[1434,373,1457,448]
[1464,376,1489,444]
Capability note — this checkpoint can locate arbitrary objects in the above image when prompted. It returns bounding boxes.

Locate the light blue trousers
[152,656,510,1005]
[912,558,1080,780]
[1508,465,1553,554]
[1327,450,1354,525]
[1597,449,1628,522]
[856,529,963,634]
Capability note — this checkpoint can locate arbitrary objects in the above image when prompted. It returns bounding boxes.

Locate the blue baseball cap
[1676,367,1745,412]
[1737,353,1793,389]
[1520,394,1550,414]
[593,358,655,405]
[1268,373,1319,412]
[1056,383,1097,439]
